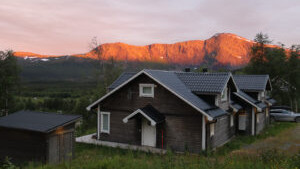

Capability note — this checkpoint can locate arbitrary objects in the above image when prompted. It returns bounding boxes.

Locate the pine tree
[0,50,20,115]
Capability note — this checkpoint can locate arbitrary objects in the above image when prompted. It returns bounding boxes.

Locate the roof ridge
[233,74,269,76]
[175,71,230,75]
[18,110,81,117]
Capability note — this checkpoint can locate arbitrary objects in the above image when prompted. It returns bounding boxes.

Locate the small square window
[139,84,154,97]
[101,112,110,133]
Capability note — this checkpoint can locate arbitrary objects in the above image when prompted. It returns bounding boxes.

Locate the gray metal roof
[108,72,136,90]
[230,101,243,111]
[233,75,271,92]
[206,108,228,118]
[176,72,231,93]
[0,111,81,133]
[234,91,267,109]
[144,69,213,110]
[108,71,232,94]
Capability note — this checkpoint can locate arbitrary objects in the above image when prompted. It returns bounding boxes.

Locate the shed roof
[233,75,271,92]
[0,111,81,133]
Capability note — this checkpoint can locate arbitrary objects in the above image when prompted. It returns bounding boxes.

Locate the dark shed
[0,111,81,164]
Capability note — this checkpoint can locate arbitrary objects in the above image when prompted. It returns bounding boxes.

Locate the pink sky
[0,0,299,55]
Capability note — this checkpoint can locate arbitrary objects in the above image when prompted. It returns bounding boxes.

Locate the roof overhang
[234,91,262,112]
[265,98,276,106]
[86,70,214,121]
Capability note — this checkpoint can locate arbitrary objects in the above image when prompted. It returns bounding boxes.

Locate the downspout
[202,116,206,151]
[97,104,101,139]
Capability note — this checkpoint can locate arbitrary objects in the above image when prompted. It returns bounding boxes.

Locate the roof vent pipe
[184,68,191,72]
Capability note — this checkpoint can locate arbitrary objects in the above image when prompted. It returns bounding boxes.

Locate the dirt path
[233,123,300,155]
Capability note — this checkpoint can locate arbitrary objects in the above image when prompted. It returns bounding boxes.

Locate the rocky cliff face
[13,33,267,67]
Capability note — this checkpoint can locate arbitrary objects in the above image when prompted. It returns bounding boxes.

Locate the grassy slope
[21,123,300,169]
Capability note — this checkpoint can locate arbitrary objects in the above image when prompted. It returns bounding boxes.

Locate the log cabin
[87,69,243,153]
[232,75,276,135]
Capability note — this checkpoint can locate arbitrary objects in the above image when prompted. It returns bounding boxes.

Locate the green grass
[215,122,297,156]
[3,123,299,169]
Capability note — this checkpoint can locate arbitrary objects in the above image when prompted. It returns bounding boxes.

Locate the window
[215,96,219,106]
[101,112,110,133]
[230,114,234,127]
[256,114,259,123]
[210,123,215,136]
[258,91,265,101]
[139,84,154,97]
[221,87,228,101]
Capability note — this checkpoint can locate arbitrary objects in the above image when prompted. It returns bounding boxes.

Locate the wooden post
[202,116,206,151]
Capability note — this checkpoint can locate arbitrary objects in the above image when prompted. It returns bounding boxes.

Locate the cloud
[0,0,299,55]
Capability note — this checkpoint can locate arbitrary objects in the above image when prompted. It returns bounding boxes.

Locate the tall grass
[23,144,299,169]
[5,122,299,169]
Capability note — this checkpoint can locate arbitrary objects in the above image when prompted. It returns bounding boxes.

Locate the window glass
[102,114,109,131]
[143,87,152,94]
[282,110,290,114]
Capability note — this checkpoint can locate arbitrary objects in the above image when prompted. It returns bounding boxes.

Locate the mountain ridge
[13,33,279,67]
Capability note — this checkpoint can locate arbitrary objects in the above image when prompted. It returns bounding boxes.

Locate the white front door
[141,118,156,147]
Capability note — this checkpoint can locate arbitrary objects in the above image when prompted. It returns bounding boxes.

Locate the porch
[76,133,166,154]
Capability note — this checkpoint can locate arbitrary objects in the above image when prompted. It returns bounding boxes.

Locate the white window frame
[139,84,154,97]
[221,87,228,102]
[230,114,234,127]
[210,123,215,137]
[100,112,110,134]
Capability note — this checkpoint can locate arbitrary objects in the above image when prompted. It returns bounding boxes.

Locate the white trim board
[87,70,214,121]
[202,116,206,150]
[123,109,157,126]
[139,83,155,98]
